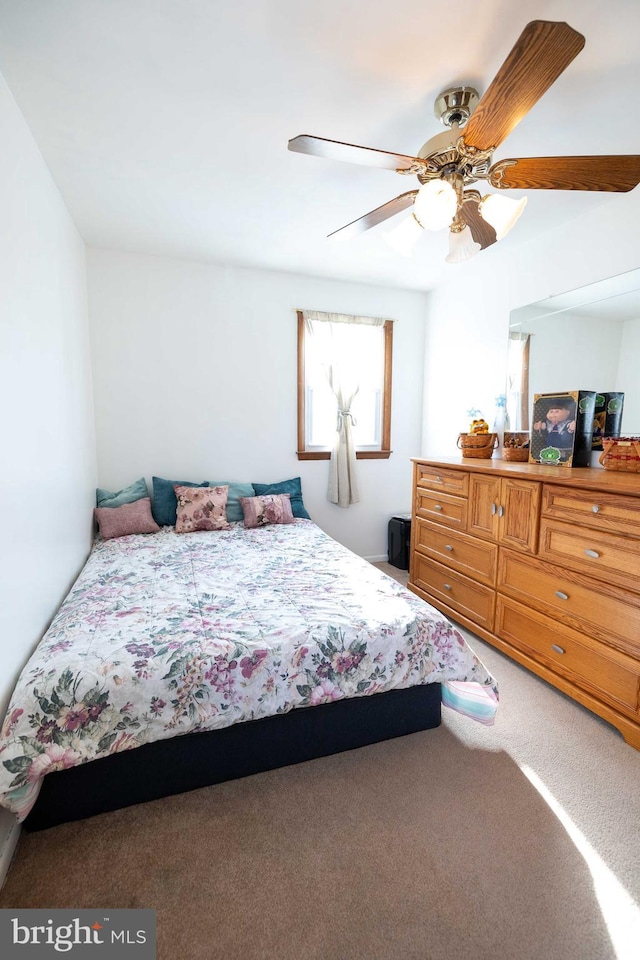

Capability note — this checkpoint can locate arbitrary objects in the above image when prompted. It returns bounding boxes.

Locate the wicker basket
[457,432,497,459]
[599,436,640,472]
[501,447,529,462]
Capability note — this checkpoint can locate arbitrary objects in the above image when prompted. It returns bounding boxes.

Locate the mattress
[0,520,498,820]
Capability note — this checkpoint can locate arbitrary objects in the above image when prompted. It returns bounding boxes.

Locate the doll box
[529,391,596,468]
[592,392,624,450]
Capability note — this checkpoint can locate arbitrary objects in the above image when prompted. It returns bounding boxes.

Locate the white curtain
[506,333,531,431]
[303,311,385,508]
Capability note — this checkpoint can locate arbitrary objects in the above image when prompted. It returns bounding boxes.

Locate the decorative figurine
[469,418,490,434]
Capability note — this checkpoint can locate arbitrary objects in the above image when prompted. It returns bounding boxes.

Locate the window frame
[296,310,393,461]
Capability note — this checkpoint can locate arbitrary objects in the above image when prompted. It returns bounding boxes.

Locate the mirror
[507,268,640,439]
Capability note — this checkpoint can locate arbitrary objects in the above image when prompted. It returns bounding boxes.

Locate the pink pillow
[239,494,294,528]
[174,484,230,533]
[95,497,160,540]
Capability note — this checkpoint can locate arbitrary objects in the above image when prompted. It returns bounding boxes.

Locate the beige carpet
[2,566,639,960]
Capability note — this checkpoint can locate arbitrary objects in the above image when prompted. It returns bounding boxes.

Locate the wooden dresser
[408,457,640,749]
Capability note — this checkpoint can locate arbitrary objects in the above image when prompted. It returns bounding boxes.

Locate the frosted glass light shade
[445,225,481,263]
[478,193,527,240]
[384,213,423,256]
[413,179,458,231]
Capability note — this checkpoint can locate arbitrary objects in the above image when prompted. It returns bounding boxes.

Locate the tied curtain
[303,311,385,508]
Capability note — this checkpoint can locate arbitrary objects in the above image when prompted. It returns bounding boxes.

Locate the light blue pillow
[251,477,310,520]
[151,477,209,527]
[96,477,148,509]
[210,481,255,523]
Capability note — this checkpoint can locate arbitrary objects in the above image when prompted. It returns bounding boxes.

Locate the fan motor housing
[414,86,491,185]
[416,126,491,185]
[434,86,480,128]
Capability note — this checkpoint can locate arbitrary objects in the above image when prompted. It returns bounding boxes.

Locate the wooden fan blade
[288,135,424,172]
[463,21,585,152]
[328,191,418,240]
[490,155,640,191]
[459,198,497,250]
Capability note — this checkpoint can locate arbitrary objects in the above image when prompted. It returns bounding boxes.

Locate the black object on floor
[388,515,411,569]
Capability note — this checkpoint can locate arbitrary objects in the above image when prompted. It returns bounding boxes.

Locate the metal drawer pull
[443,583,452,591]
[491,503,496,515]
[584,549,600,558]
[497,505,504,517]
[555,591,569,601]
[434,476,442,483]
[551,644,565,655]
[434,504,443,511]
[592,505,600,513]
[445,544,454,552]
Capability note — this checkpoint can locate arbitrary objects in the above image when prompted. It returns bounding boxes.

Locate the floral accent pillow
[94,498,160,540]
[174,485,230,533]
[239,494,295,529]
[252,477,310,519]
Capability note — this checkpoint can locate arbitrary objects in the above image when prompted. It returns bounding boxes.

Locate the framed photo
[529,391,596,467]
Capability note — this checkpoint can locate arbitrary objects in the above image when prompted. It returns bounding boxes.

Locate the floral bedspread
[0,521,498,820]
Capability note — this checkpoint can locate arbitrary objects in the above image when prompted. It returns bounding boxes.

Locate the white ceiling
[0,0,638,291]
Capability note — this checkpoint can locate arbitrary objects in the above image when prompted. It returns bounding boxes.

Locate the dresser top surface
[412,457,640,497]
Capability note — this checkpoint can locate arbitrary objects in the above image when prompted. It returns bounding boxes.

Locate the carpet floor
[1,568,639,960]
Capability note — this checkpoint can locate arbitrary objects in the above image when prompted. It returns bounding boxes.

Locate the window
[297,310,393,460]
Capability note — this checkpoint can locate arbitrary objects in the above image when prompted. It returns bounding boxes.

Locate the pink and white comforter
[0,521,498,820]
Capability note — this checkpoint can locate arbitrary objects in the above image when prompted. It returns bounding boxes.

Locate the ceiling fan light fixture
[384,213,424,256]
[292,24,640,263]
[478,193,527,240]
[413,178,458,231]
[445,224,482,264]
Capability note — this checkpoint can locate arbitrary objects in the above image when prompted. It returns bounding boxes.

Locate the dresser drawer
[539,518,640,593]
[496,596,640,718]
[415,464,469,497]
[412,554,495,631]
[498,550,640,658]
[415,489,467,531]
[414,518,497,587]
[542,484,640,537]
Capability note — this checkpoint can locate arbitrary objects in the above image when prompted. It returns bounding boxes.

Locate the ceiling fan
[288,20,640,263]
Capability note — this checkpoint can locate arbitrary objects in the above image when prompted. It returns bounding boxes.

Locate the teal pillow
[210,481,255,523]
[96,477,148,509]
[251,477,310,520]
[151,477,209,527]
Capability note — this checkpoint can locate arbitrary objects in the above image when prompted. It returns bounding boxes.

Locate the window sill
[297,450,392,461]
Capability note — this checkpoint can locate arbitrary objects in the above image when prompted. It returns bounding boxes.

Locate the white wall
[87,249,428,558]
[617,317,640,432]
[0,69,96,864]
[423,191,640,456]
[0,72,96,721]
[524,311,622,398]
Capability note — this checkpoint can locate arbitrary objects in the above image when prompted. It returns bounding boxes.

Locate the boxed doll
[592,392,624,450]
[529,391,596,467]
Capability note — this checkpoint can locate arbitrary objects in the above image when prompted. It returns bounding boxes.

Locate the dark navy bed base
[24,683,442,830]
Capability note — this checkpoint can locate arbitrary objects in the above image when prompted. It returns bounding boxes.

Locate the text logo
[0,909,156,957]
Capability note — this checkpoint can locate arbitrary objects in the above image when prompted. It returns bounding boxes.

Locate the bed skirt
[23,683,441,830]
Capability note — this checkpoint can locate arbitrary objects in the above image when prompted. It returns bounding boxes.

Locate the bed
[0,519,498,830]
